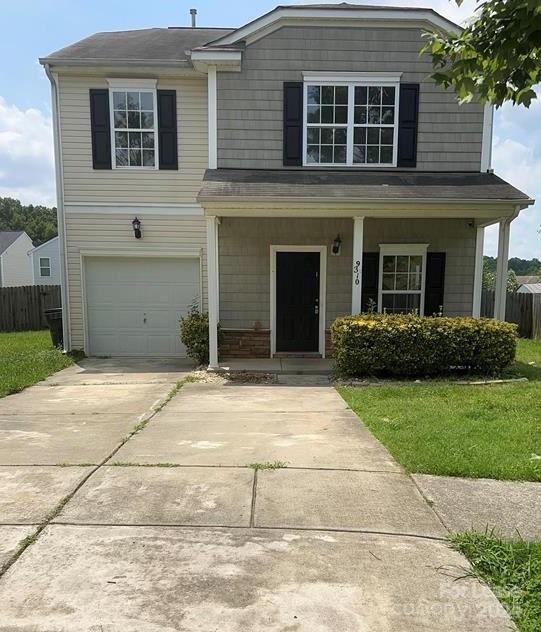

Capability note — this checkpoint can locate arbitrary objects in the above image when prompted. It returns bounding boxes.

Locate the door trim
[80,249,203,356]
[270,245,327,358]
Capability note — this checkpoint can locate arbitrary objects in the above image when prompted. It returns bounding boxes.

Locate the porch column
[472,225,485,318]
[494,219,511,321]
[351,216,365,314]
[206,216,219,369]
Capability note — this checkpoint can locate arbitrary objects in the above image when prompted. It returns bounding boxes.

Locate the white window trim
[377,244,428,315]
[39,256,51,277]
[302,76,400,168]
[108,82,159,171]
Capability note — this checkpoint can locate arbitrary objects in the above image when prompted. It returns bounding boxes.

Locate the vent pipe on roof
[190,8,197,27]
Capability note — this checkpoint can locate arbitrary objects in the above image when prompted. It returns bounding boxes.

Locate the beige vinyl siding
[218,217,475,330]
[58,75,207,205]
[64,210,207,350]
[217,26,484,171]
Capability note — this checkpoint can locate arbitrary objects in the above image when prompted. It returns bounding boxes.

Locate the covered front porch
[198,169,532,369]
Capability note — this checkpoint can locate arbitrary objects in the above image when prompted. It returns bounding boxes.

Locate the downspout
[44,64,71,351]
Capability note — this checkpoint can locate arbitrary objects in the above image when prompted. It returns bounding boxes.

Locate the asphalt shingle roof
[42,27,235,63]
[198,170,532,202]
[519,283,541,293]
[517,275,541,285]
[0,231,25,254]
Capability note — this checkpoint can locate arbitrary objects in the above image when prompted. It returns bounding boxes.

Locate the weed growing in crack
[248,461,288,471]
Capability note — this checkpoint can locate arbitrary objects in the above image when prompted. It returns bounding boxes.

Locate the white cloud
[0,96,56,206]
[486,97,541,258]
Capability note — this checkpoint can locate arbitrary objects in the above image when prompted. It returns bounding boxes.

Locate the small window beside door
[378,244,428,315]
[39,257,51,277]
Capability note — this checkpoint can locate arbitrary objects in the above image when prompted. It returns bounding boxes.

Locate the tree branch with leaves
[424,0,541,107]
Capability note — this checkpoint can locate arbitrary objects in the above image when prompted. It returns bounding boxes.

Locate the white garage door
[85,257,200,357]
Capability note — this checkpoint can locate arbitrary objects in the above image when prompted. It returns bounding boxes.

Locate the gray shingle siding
[218,217,475,330]
[217,26,484,171]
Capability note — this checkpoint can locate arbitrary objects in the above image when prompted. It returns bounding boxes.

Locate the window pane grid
[112,90,156,168]
[353,85,395,165]
[305,83,397,166]
[381,254,423,314]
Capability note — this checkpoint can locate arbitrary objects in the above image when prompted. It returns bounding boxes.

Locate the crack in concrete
[35,522,449,543]
[0,377,196,580]
[249,470,258,528]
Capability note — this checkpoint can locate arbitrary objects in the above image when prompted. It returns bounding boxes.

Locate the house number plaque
[353,260,361,285]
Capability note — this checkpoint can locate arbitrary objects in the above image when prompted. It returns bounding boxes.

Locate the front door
[276,251,320,353]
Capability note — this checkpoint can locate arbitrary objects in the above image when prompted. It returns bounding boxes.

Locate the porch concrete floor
[218,357,334,374]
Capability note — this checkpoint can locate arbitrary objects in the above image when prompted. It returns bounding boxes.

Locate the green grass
[0,330,76,398]
[248,460,288,470]
[338,339,541,481]
[450,532,541,632]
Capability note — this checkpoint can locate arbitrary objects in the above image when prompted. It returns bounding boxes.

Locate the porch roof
[198,169,532,205]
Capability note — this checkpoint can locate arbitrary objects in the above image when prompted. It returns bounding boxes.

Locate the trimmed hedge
[331,314,518,377]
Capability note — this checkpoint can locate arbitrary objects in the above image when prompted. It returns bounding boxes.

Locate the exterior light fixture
[132,217,142,239]
[331,235,342,256]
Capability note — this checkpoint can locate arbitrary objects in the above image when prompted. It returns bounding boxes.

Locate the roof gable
[0,231,28,255]
[208,4,461,47]
[41,4,460,67]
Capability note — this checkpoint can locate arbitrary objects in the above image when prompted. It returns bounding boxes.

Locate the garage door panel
[147,334,182,355]
[85,257,199,357]
[88,308,143,330]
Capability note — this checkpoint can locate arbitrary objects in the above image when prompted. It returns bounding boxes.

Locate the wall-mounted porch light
[331,235,342,256]
[132,217,142,239]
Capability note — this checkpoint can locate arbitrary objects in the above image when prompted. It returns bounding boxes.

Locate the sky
[0,0,539,258]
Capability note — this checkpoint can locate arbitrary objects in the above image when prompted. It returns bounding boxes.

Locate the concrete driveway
[0,360,512,631]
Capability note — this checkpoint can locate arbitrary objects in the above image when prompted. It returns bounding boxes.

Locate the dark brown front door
[276,251,320,353]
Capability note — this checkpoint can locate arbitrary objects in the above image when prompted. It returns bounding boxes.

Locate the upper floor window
[107,79,159,170]
[303,74,400,167]
[111,90,157,169]
[39,257,51,277]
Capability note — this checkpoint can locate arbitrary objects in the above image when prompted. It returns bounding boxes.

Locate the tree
[482,260,521,292]
[507,269,520,292]
[425,0,541,107]
[0,198,57,246]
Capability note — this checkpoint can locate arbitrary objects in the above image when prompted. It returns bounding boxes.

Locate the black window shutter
[424,252,446,316]
[283,82,303,166]
[157,89,178,170]
[89,89,111,170]
[397,83,419,168]
[361,253,380,312]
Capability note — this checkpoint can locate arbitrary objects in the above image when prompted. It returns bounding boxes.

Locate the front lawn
[450,532,541,632]
[0,330,76,398]
[338,339,541,481]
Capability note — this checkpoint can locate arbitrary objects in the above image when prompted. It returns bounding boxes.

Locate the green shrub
[179,306,221,365]
[331,314,517,377]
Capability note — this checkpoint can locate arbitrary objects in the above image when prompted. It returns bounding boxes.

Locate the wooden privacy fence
[0,285,61,332]
[481,289,541,339]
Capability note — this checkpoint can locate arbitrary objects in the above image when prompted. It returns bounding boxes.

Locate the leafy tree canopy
[483,260,522,292]
[484,255,541,275]
[0,197,57,246]
[425,0,541,106]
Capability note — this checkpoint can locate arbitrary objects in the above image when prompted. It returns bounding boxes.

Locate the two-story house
[40,3,533,366]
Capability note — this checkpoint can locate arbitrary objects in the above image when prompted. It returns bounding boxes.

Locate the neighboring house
[40,3,534,363]
[0,231,33,288]
[517,283,541,294]
[28,236,61,286]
